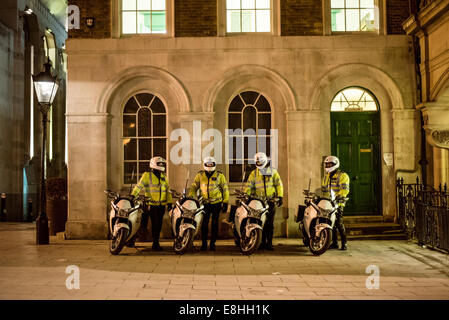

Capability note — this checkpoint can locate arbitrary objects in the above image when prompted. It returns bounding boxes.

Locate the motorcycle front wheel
[240,228,262,256]
[173,228,194,255]
[309,228,332,256]
[109,227,128,255]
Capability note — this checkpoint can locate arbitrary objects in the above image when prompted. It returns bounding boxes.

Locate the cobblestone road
[0,223,448,300]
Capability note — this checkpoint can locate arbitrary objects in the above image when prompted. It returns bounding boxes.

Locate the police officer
[321,156,349,250]
[189,156,229,251]
[131,156,172,251]
[245,152,283,251]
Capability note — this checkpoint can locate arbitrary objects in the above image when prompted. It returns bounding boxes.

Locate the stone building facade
[66,0,424,239]
[0,0,67,222]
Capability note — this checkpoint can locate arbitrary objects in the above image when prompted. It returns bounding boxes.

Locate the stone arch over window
[122,92,167,184]
[227,91,272,182]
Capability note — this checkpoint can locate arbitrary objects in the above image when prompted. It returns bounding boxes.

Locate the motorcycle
[169,186,205,255]
[231,189,278,255]
[295,183,346,256]
[104,190,144,255]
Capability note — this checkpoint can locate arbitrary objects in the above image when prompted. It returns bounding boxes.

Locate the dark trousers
[141,205,165,244]
[332,208,347,245]
[202,203,221,245]
[262,202,276,246]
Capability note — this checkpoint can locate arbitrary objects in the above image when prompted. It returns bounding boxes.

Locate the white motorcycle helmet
[150,156,166,172]
[203,156,216,172]
[254,152,268,170]
[324,156,339,173]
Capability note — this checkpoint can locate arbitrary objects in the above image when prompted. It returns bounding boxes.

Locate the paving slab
[0,222,448,300]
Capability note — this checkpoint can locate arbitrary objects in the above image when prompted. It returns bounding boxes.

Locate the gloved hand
[221,202,228,213]
[129,194,135,201]
[277,197,283,207]
[167,203,173,211]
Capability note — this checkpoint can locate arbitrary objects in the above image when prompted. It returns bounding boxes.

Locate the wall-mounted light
[85,17,95,28]
[24,6,33,15]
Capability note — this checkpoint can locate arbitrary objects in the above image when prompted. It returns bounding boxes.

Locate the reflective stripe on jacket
[321,170,350,207]
[131,170,173,205]
[245,168,283,199]
[189,170,229,204]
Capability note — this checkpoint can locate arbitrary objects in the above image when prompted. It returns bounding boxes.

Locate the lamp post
[33,60,59,245]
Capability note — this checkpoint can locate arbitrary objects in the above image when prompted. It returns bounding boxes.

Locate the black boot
[200,242,207,251]
[152,242,163,251]
[340,242,347,250]
[329,242,339,249]
[210,242,216,251]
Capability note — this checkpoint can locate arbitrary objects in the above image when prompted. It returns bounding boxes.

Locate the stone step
[347,233,408,241]
[343,215,384,224]
[346,222,403,236]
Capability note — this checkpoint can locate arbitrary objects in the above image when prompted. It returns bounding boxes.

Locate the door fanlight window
[331,87,377,112]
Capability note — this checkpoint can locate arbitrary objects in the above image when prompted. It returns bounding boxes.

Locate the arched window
[123,93,167,184]
[331,87,378,112]
[227,91,271,182]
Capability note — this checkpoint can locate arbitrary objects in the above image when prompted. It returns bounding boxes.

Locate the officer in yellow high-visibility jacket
[321,156,350,250]
[130,156,172,251]
[245,152,283,251]
[189,157,229,251]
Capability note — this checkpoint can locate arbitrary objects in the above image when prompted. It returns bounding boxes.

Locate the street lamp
[33,59,59,245]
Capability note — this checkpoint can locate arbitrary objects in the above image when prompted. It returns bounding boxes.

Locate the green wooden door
[330,112,381,215]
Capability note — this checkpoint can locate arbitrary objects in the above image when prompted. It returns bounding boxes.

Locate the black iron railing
[397,177,449,252]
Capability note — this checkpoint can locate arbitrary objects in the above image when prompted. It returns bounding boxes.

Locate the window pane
[152,11,166,33]
[153,115,166,136]
[136,93,153,107]
[345,0,359,8]
[242,0,255,9]
[139,162,150,175]
[229,164,242,182]
[227,10,241,32]
[361,9,375,31]
[245,136,257,160]
[139,139,152,160]
[153,138,166,158]
[138,108,152,136]
[257,135,270,155]
[360,0,374,8]
[124,162,137,184]
[255,94,270,111]
[241,91,259,105]
[124,138,137,160]
[229,95,245,111]
[243,162,254,181]
[227,0,241,9]
[152,0,165,10]
[137,11,151,33]
[150,96,166,113]
[122,12,136,34]
[256,10,270,32]
[124,96,140,113]
[346,9,360,31]
[123,0,136,10]
[242,10,255,32]
[137,0,150,10]
[256,0,270,9]
[258,113,271,131]
[243,106,256,131]
[123,115,136,137]
[228,113,241,130]
[331,0,344,7]
[331,9,345,31]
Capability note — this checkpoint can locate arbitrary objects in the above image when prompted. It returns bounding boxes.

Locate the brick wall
[68,0,111,38]
[281,0,323,36]
[175,0,217,37]
[386,0,416,34]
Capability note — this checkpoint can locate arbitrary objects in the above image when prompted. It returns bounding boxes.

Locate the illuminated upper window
[331,88,378,111]
[121,0,166,34]
[226,0,271,33]
[331,0,376,32]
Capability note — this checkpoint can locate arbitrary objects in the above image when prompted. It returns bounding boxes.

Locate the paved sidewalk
[0,223,448,300]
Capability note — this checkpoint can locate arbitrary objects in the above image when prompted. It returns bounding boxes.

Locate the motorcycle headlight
[248,208,262,218]
[318,208,333,218]
[117,208,129,218]
[182,208,197,218]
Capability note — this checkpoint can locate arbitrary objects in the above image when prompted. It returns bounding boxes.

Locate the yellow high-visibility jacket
[131,170,172,206]
[189,170,229,204]
[245,168,283,199]
[321,170,350,207]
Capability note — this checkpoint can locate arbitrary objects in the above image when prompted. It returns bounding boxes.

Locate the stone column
[285,111,322,238]
[65,113,109,239]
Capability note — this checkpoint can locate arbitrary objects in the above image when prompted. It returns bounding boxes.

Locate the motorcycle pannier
[296,205,306,223]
